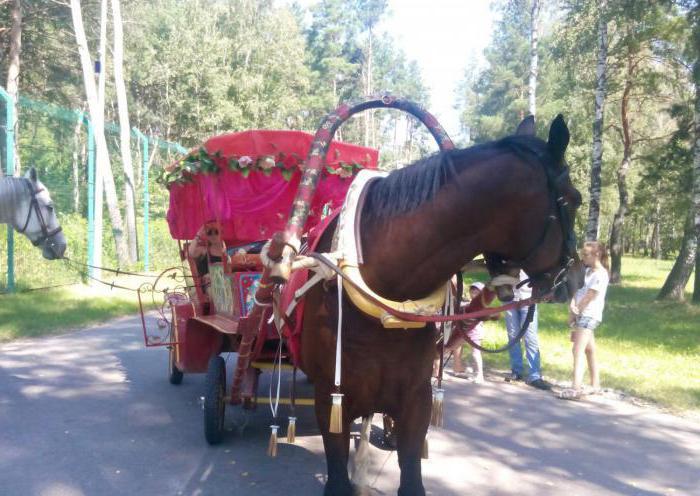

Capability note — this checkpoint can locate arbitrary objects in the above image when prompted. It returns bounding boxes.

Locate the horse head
[486,115,583,303]
[14,168,67,260]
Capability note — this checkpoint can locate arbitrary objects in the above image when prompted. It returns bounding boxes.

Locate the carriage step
[222,397,315,406]
[251,361,295,371]
[260,397,315,406]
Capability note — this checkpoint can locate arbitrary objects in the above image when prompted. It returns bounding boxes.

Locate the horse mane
[363,135,550,222]
[0,177,29,224]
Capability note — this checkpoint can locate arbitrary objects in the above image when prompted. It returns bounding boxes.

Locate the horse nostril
[53,243,67,258]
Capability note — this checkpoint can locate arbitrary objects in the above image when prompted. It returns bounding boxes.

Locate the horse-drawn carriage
[143,95,582,496]
[152,127,380,445]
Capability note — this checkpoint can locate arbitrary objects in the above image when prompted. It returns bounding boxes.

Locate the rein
[297,253,544,354]
[63,257,193,294]
[306,252,550,324]
[455,304,535,354]
[64,256,166,279]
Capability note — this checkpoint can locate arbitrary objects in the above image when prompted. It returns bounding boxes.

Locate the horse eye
[46,205,54,212]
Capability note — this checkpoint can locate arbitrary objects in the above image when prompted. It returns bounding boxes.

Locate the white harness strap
[284,271,326,319]
[335,273,343,388]
[332,169,388,263]
[279,170,386,326]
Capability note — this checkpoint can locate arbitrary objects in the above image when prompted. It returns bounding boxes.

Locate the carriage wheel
[168,345,184,385]
[204,355,226,445]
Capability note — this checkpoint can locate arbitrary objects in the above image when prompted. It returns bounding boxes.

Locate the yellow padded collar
[339,261,447,329]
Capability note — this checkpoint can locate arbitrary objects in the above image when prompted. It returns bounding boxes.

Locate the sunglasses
[206,229,219,237]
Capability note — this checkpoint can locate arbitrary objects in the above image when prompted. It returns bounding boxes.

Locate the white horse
[0,167,67,260]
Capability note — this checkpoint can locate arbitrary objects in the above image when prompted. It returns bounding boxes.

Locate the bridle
[486,152,579,295]
[16,179,63,247]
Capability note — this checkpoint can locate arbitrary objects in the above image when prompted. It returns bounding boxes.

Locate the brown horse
[300,115,582,496]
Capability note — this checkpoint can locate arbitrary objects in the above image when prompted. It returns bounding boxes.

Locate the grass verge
[472,256,699,415]
[0,284,141,342]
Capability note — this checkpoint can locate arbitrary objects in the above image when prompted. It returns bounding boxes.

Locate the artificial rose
[338,167,353,178]
[239,155,253,168]
[260,156,276,170]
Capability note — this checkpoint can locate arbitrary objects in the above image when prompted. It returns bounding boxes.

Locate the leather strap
[307,252,547,323]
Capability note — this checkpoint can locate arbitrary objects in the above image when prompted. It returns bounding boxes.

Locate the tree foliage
[455,0,696,293]
[0,0,433,278]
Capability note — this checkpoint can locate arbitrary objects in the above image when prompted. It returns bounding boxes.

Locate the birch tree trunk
[585,1,608,241]
[71,0,103,272]
[112,0,137,263]
[651,200,661,259]
[6,0,22,175]
[609,53,634,284]
[70,0,130,268]
[97,0,130,266]
[528,0,541,117]
[364,26,373,148]
[693,27,700,304]
[101,142,130,265]
[72,112,82,212]
[657,211,696,301]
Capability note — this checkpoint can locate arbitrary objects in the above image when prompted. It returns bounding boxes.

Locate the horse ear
[547,114,570,164]
[515,115,536,136]
[25,167,38,183]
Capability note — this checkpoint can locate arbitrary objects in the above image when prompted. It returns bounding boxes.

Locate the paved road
[0,314,698,496]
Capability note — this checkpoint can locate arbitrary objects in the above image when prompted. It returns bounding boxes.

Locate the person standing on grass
[504,270,551,390]
[559,241,610,400]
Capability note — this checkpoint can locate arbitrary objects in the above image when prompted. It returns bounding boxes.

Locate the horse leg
[396,383,432,496]
[350,415,373,494]
[316,396,353,496]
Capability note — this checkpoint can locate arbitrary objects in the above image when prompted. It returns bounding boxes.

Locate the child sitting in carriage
[188,222,225,292]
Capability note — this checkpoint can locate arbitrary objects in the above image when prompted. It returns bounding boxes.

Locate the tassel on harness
[286,416,296,444]
[267,424,279,457]
[329,273,344,434]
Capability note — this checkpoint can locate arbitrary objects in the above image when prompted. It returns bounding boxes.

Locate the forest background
[0,0,698,304]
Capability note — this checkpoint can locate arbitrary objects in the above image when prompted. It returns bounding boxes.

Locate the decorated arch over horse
[268,94,456,283]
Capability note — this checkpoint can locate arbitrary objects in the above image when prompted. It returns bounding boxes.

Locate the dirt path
[0,314,697,495]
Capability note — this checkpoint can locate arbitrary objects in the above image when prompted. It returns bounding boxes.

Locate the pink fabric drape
[166,130,378,244]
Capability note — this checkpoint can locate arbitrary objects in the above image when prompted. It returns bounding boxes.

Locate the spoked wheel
[168,345,183,385]
[204,355,226,445]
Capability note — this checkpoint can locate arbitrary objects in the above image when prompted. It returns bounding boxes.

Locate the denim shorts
[575,316,601,331]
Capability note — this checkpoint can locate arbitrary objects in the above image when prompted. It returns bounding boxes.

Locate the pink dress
[467,320,484,344]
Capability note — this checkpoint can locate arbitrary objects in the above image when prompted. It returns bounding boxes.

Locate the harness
[277,151,579,335]
[16,179,62,247]
[330,169,448,328]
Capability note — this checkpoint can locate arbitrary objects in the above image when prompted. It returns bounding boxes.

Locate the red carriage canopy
[165,130,379,245]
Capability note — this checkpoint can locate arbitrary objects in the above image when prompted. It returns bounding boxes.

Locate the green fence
[1,89,186,293]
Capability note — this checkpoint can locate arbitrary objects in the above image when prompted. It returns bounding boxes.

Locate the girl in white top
[560,241,610,400]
